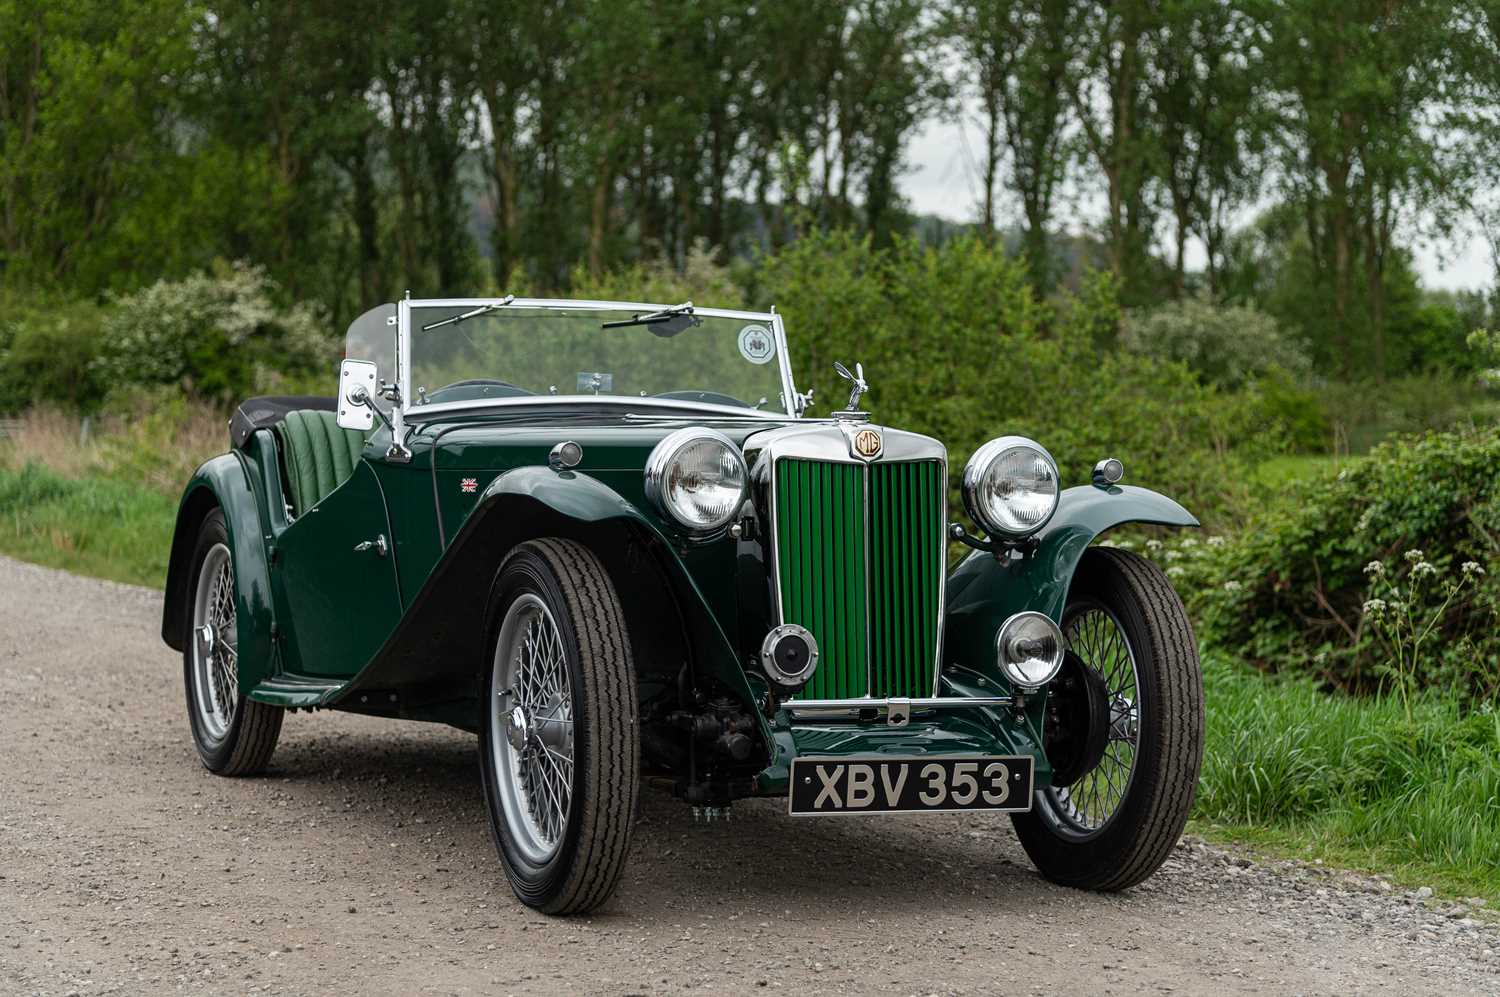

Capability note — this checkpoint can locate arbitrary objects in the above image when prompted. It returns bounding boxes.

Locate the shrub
[753,230,1286,526]
[1162,427,1500,701]
[92,260,335,403]
[1121,295,1310,390]
[0,297,111,413]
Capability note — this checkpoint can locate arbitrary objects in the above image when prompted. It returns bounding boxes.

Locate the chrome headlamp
[961,436,1060,537]
[643,427,748,532]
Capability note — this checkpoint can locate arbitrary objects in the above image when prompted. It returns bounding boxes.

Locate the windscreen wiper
[421,295,515,332]
[601,301,696,329]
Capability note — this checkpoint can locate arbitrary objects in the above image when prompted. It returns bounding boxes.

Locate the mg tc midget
[161,297,1204,914]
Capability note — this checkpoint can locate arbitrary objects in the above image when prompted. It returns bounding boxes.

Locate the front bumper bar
[784,695,1014,727]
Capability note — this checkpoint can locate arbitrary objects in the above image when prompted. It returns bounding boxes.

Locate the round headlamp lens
[995,611,1065,689]
[963,437,1059,536]
[646,429,747,531]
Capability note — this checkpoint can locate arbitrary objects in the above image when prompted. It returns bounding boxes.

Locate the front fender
[160,450,277,690]
[943,484,1197,678]
[334,466,768,746]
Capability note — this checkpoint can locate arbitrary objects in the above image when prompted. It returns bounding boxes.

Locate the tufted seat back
[275,410,369,517]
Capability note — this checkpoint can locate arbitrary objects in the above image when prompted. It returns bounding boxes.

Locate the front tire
[182,509,283,775]
[479,539,639,915]
[1011,547,1203,890]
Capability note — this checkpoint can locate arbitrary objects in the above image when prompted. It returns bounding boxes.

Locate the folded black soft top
[228,395,336,450]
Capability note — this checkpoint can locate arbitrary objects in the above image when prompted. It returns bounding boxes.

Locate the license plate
[788,755,1034,816]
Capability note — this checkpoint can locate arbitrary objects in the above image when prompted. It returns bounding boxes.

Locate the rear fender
[333,466,767,746]
[160,448,278,690]
[943,484,1198,679]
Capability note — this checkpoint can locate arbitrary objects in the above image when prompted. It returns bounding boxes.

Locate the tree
[1067,0,1159,304]
[1145,0,1263,297]
[947,0,1073,290]
[1260,0,1486,376]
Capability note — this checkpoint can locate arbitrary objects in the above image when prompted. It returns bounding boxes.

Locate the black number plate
[788,755,1034,816]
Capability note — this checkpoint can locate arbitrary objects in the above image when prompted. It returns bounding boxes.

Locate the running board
[248,674,346,709]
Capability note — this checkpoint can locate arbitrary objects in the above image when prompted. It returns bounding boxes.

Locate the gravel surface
[2,553,1498,995]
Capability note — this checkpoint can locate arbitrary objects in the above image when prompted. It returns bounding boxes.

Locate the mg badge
[853,428,882,459]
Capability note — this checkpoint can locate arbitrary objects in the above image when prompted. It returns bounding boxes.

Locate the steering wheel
[424,378,534,404]
[653,389,752,408]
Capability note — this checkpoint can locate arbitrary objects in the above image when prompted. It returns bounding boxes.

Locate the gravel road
[2,554,1497,996]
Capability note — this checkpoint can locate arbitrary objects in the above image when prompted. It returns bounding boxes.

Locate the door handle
[353,534,388,557]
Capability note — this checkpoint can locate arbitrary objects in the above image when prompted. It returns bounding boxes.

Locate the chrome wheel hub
[490,593,575,866]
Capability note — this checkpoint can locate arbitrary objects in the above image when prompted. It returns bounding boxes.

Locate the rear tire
[182,509,283,775]
[1011,547,1203,890]
[479,539,639,915]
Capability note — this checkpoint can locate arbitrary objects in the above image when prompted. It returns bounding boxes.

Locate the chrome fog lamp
[995,611,1065,690]
[644,427,748,532]
[760,623,819,691]
[961,436,1060,537]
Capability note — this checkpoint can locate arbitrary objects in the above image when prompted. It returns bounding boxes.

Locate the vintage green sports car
[162,297,1204,914]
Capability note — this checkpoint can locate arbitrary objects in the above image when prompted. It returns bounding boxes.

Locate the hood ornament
[833,361,869,415]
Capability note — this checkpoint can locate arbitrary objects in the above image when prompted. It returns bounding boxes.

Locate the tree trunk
[588,159,611,275]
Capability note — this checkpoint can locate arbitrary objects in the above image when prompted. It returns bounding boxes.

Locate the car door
[275,459,404,679]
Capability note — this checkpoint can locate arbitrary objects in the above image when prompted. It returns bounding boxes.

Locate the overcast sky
[898,115,1495,293]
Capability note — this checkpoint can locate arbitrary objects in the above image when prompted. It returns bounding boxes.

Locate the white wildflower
[1164,550,1182,561]
[1404,549,1424,564]
[1362,598,1387,616]
[1411,561,1438,580]
[1355,509,1374,533]
[1462,561,1485,578]
[1180,538,1199,548]
[1146,539,1163,551]
[1223,580,1242,593]
[1363,561,1385,577]
[1207,536,1227,547]
[1167,566,1186,578]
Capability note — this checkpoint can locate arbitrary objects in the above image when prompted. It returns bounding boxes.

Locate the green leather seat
[275,410,369,517]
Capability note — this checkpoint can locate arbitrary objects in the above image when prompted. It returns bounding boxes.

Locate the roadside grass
[0,462,174,587]
[1195,653,1500,899]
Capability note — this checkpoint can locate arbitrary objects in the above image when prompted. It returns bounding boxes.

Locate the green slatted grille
[773,457,944,699]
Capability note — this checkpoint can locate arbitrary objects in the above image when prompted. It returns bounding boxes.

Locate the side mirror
[338,359,378,431]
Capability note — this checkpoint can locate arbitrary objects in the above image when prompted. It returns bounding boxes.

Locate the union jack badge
[460,477,478,494]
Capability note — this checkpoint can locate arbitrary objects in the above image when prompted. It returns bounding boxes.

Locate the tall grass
[0,462,174,586]
[0,396,224,586]
[0,396,225,494]
[1197,653,1500,895]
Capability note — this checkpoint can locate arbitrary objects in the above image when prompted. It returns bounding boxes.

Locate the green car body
[161,301,1195,805]
[162,297,1205,913]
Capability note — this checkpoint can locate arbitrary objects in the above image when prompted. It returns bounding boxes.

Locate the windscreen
[406,304,787,412]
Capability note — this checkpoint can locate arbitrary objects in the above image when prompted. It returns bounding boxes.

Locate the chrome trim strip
[785,695,1014,713]
[863,459,872,698]
[934,458,948,697]
[402,395,787,424]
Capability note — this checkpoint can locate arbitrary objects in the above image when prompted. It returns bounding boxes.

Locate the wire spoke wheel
[180,509,281,776]
[479,539,638,915]
[1041,600,1141,838]
[190,542,239,741]
[491,593,576,866]
[1011,548,1202,892]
